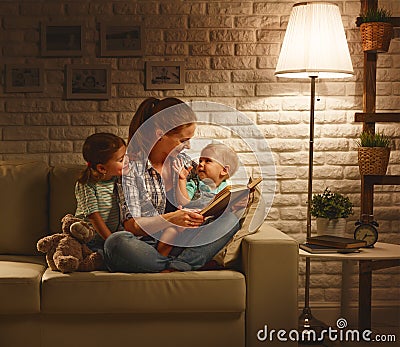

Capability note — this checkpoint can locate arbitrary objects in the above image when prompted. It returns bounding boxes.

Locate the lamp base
[298,307,327,344]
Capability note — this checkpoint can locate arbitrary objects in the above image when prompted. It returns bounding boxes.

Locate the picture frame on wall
[100,23,144,57]
[41,22,83,56]
[145,61,185,90]
[5,64,44,93]
[65,64,111,100]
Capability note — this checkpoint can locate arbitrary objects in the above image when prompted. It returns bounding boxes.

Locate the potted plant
[356,131,391,175]
[359,8,393,53]
[310,188,354,236]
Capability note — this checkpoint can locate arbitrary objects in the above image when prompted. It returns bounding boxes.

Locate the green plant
[356,131,391,148]
[310,188,353,220]
[360,8,392,23]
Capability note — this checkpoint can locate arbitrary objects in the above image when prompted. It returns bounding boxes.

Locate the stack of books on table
[300,235,367,254]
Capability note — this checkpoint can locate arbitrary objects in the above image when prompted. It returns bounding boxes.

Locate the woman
[103,97,241,272]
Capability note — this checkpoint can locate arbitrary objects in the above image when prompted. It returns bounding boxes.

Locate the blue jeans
[103,213,240,273]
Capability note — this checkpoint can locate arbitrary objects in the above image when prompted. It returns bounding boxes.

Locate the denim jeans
[103,213,240,273]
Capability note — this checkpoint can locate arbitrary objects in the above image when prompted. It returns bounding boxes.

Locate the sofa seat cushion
[41,269,246,314]
[0,255,47,314]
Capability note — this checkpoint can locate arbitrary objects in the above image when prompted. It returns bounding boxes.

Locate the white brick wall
[0,0,399,308]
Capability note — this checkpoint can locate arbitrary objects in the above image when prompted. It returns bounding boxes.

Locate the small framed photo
[5,64,44,93]
[100,23,144,57]
[65,64,111,100]
[41,22,83,56]
[145,61,185,90]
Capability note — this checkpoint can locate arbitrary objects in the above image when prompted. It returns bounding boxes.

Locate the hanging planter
[356,131,391,175]
[358,147,391,175]
[359,8,393,53]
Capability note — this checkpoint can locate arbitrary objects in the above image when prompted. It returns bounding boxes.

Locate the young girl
[75,133,127,253]
[157,143,239,256]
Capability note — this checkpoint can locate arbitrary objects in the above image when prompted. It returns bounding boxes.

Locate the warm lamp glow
[275,2,354,79]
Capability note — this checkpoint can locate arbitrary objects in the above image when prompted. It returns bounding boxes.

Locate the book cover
[300,243,361,254]
[199,177,262,218]
[307,235,367,249]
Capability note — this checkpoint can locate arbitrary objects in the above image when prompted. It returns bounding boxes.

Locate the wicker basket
[360,22,394,52]
[358,147,390,175]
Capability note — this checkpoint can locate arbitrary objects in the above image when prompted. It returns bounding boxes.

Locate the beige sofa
[0,160,298,347]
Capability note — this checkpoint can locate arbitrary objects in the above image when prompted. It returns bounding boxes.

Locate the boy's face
[196,155,227,184]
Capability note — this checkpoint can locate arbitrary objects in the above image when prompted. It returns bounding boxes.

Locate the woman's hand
[167,207,204,228]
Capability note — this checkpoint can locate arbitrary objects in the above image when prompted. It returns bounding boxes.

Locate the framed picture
[5,64,44,93]
[100,23,144,56]
[41,22,83,56]
[65,64,111,100]
[145,61,185,90]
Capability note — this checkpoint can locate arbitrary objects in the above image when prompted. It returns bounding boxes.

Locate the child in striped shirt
[75,133,127,253]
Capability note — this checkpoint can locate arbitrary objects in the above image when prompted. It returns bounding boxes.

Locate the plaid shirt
[117,152,194,223]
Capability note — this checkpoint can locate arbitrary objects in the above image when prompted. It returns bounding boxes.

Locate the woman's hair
[200,143,240,177]
[128,97,197,152]
[77,133,126,184]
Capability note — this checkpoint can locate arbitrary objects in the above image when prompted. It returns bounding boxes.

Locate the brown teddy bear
[37,214,105,273]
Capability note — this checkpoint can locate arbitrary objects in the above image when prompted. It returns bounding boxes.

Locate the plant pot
[358,147,390,175]
[360,22,394,53]
[316,218,346,236]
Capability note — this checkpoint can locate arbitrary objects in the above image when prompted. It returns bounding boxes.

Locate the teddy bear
[37,214,105,273]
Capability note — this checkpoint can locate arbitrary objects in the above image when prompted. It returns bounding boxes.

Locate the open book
[199,177,262,218]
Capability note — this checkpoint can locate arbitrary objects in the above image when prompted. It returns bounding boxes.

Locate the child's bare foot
[157,242,173,256]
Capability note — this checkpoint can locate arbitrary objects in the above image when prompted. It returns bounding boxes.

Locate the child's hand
[172,158,192,180]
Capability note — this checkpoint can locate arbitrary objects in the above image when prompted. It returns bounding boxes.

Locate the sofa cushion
[41,269,246,314]
[49,164,84,234]
[0,161,49,255]
[0,255,47,313]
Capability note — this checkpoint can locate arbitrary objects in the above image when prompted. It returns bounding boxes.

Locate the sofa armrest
[242,223,298,347]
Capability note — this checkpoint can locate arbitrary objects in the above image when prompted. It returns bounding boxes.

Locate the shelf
[355,112,400,123]
[363,175,400,185]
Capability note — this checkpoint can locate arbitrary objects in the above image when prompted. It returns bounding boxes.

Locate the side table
[299,242,400,330]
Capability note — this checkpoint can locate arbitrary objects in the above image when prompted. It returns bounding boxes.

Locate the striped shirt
[75,177,121,233]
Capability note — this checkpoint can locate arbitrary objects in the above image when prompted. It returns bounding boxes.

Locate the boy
[157,143,239,256]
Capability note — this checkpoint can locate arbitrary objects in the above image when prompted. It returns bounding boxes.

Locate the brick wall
[1,0,399,313]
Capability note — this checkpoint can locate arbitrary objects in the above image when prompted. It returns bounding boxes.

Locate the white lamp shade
[275,2,354,79]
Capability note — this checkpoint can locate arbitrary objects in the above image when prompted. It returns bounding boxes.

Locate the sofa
[0,160,299,347]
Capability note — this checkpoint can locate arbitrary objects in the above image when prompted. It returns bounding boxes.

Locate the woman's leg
[168,213,240,271]
[103,231,169,273]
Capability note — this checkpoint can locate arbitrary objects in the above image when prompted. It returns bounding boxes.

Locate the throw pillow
[212,186,266,269]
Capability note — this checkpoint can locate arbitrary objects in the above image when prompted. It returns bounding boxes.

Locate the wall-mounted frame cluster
[2,20,186,97]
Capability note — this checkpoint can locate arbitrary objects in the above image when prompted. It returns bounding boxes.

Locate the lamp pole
[307,76,316,239]
[298,76,326,339]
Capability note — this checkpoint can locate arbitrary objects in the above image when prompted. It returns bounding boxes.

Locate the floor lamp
[274,2,354,337]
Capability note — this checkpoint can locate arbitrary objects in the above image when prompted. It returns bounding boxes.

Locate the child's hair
[77,133,126,184]
[200,143,239,177]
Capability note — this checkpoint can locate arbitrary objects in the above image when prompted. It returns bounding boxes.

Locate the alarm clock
[354,220,379,247]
